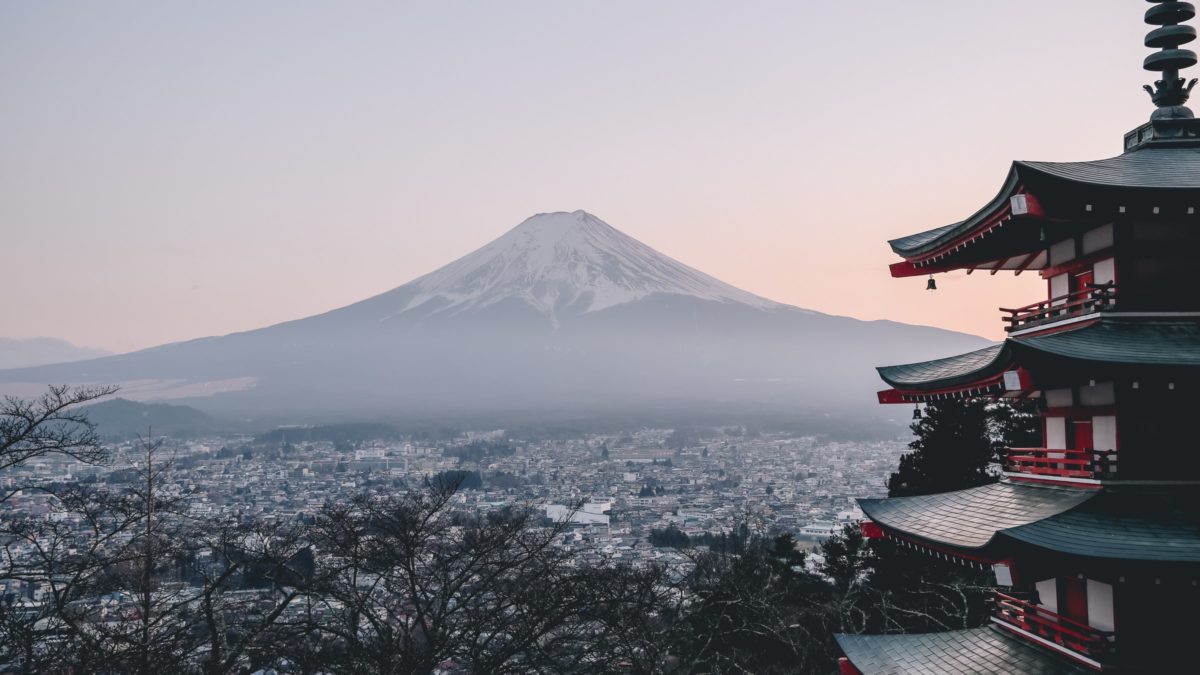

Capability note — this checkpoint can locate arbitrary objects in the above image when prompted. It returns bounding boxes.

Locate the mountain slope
[0,211,990,419]
[0,337,110,369]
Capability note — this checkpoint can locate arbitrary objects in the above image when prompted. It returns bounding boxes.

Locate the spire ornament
[1143,1,1199,116]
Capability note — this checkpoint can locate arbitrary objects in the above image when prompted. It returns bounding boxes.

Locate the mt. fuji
[0,211,989,421]
[389,211,782,322]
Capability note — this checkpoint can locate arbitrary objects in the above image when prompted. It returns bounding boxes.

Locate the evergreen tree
[887,399,1041,497]
[887,400,993,497]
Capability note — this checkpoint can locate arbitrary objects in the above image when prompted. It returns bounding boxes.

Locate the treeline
[443,440,517,463]
[253,422,401,445]
[648,524,754,554]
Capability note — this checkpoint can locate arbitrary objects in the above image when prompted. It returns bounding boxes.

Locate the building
[837,5,1200,673]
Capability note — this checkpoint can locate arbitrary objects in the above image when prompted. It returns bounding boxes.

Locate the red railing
[1001,283,1116,332]
[993,591,1116,662]
[1005,447,1117,479]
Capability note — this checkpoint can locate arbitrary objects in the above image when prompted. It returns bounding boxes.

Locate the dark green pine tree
[989,398,1043,451]
[887,400,992,497]
[887,399,1042,498]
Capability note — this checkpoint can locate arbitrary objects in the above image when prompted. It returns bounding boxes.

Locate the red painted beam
[838,657,863,675]
[860,521,885,539]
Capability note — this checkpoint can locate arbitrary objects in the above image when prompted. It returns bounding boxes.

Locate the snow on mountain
[389,210,786,322]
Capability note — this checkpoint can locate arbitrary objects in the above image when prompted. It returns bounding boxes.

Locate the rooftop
[835,627,1092,675]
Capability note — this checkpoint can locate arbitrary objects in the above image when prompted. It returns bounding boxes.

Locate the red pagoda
[836,3,1200,673]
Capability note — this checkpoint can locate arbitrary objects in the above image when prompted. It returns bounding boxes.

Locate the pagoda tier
[856,484,1200,670]
[887,148,1200,279]
[877,318,1200,486]
[858,482,1093,561]
[877,318,1200,404]
[835,627,1093,675]
[858,484,1200,567]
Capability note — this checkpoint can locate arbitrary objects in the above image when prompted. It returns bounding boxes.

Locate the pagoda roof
[877,319,1200,398]
[888,223,960,256]
[877,344,1007,391]
[858,482,1094,550]
[835,626,1092,675]
[887,146,1200,275]
[1012,318,1200,366]
[862,483,1200,564]
[1019,147,1200,191]
[1001,490,1200,562]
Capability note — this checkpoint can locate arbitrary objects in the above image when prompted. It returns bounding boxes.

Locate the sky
[1,1,1160,353]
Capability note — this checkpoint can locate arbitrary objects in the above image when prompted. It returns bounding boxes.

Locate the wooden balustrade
[993,591,1116,661]
[1004,447,1117,480]
[1001,283,1116,332]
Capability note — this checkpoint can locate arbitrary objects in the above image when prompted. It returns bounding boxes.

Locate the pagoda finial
[1143,1,1199,117]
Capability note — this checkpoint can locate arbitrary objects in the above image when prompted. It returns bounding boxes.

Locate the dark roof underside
[876,344,1006,390]
[1001,490,1200,562]
[835,627,1092,675]
[858,482,1094,550]
[1013,319,1200,366]
[889,147,1200,258]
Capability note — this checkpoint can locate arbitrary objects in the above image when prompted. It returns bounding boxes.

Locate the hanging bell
[912,405,922,420]
[926,276,937,291]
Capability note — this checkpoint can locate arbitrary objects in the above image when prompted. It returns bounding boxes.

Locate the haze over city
[1,1,1151,354]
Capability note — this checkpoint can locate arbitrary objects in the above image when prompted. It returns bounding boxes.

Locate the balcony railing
[1005,447,1117,480]
[993,591,1116,662]
[1001,283,1116,332]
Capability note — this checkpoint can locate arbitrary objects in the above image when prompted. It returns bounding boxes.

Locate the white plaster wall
[1036,578,1059,613]
[1087,579,1115,631]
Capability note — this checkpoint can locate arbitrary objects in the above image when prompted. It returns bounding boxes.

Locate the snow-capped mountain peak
[393,210,784,320]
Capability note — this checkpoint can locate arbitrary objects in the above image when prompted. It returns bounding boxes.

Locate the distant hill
[0,337,110,369]
[255,423,401,445]
[82,398,217,438]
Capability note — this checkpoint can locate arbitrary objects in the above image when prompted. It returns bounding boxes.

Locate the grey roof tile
[1018,148,1200,190]
[835,627,1093,674]
[1000,489,1200,562]
[858,482,1095,549]
[876,344,1007,390]
[1013,319,1200,366]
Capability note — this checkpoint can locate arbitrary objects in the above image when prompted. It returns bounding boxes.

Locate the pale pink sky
[1,2,1153,353]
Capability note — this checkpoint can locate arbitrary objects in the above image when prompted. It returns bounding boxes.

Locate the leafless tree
[0,432,312,674]
[296,476,672,674]
[0,384,116,474]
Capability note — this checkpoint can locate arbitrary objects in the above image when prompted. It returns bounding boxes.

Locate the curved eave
[888,166,1023,259]
[836,627,1094,675]
[858,482,1096,552]
[999,490,1200,563]
[876,344,1009,392]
